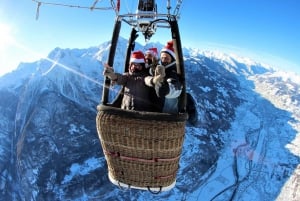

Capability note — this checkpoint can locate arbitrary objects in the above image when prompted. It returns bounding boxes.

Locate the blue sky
[0,0,299,76]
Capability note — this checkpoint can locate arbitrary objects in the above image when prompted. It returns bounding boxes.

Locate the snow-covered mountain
[0,38,299,201]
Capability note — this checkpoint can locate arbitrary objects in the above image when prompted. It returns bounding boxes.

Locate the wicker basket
[96,104,187,190]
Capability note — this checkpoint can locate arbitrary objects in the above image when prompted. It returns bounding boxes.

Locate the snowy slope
[0,39,299,201]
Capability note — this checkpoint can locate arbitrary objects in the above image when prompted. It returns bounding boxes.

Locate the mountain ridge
[0,39,299,201]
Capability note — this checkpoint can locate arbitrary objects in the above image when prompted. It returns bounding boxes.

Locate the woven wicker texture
[96,105,186,188]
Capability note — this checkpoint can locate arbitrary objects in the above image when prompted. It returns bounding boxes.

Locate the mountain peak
[0,38,299,200]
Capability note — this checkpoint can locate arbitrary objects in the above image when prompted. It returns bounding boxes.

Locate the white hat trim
[161,48,176,59]
[130,58,145,63]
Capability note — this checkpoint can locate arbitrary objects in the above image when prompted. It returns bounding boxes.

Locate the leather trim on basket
[97,104,188,122]
[104,150,181,163]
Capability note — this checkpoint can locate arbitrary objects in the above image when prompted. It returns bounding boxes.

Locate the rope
[173,0,183,19]
[32,0,184,20]
[110,0,119,15]
[32,0,113,11]
[35,2,41,20]
[90,0,100,11]
[104,150,180,163]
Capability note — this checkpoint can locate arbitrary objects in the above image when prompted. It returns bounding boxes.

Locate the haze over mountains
[0,38,299,201]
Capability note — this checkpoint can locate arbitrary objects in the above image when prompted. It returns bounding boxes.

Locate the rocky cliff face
[0,41,299,201]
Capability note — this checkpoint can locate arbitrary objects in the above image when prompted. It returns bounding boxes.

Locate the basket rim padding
[108,172,176,192]
[97,104,188,122]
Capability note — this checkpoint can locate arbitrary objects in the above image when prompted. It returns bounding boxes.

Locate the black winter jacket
[115,71,153,111]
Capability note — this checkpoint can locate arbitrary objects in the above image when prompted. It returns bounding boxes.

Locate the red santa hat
[130,51,145,63]
[160,40,176,60]
[145,47,158,59]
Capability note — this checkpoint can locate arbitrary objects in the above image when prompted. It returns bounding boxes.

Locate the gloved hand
[103,63,117,81]
[152,75,164,87]
[152,65,165,87]
[155,65,165,77]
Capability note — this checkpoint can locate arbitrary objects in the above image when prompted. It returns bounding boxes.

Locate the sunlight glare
[0,23,15,52]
